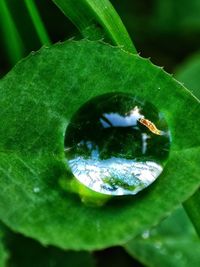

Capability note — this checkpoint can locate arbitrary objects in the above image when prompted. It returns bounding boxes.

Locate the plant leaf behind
[176,52,200,99]
[0,0,24,65]
[24,0,51,46]
[124,207,200,267]
[153,0,200,33]
[52,0,136,52]
[176,52,200,237]
[0,40,199,250]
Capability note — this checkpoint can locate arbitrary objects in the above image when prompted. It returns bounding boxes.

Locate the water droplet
[141,230,150,239]
[64,93,170,196]
[154,241,162,249]
[33,187,40,193]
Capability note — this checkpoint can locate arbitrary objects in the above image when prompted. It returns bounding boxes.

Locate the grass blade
[0,0,24,65]
[24,0,51,46]
[52,0,136,53]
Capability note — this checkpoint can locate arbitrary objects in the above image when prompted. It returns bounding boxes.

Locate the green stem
[184,189,200,237]
[52,0,136,53]
[0,0,24,65]
[24,0,51,46]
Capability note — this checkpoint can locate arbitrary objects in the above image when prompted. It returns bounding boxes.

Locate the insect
[138,118,163,135]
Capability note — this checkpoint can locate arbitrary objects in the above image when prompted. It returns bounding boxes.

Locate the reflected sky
[100,106,144,128]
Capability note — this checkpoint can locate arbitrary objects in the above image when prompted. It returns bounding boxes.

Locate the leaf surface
[0,40,199,250]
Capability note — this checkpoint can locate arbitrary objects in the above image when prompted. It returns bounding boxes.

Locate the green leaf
[176,53,200,99]
[153,0,200,33]
[52,0,136,53]
[175,52,200,237]
[0,40,199,250]
[124,207,200,267]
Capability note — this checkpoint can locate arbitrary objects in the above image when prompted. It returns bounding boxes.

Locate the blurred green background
[1,0,200,75]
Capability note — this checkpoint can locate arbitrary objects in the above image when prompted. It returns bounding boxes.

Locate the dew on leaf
[64,93,170,196]
[33,187,40,193]
[154,242,162,249]
[141,230,150,239]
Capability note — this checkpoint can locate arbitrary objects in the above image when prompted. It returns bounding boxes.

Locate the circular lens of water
[64,93,171,196]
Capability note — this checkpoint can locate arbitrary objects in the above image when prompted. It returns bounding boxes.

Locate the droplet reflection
[64,93,170,196]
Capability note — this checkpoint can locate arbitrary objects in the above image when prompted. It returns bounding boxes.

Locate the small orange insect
[139,118,163,135]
